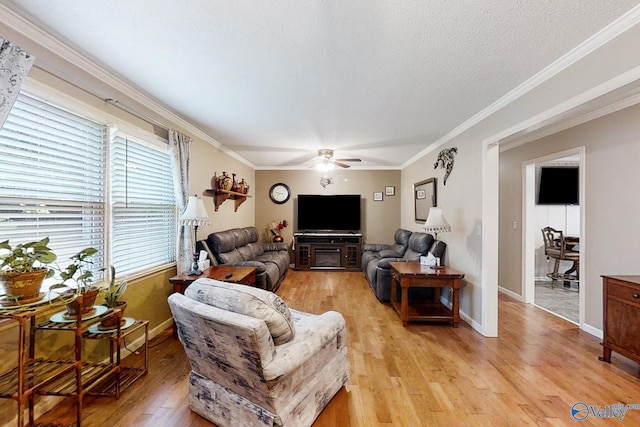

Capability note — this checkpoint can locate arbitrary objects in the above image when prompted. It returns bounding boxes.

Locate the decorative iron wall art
[320,175,334,188]
[434,147,457,185]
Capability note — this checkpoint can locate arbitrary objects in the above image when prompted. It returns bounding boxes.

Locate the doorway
[523,147,585,326]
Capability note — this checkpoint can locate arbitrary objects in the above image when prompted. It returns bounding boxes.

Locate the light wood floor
[36,270,640,426]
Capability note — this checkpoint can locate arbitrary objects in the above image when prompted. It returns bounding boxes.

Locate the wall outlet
[512,220,518,230]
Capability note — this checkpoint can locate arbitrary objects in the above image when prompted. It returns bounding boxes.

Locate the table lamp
[423,207,451,268]
[423,207,451,240]
[179,195,211,275]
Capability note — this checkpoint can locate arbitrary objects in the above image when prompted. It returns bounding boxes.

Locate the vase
[100,300,128,328]
[0,269,48,304]
[231,173,238,192]
[65,288,100,317]
[222,172,232,191]
[273,235,284,243]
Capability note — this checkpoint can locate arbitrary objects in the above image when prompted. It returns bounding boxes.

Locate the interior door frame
[522,146,585,327]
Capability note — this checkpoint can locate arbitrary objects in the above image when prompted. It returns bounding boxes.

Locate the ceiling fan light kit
[313,149,362,169]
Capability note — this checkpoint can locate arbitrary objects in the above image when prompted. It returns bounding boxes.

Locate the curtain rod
[33,63,170,131]
[104,98,169,131]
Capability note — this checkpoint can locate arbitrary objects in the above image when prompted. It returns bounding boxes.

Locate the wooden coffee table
[169,265,257,295]
[389,262,465,327]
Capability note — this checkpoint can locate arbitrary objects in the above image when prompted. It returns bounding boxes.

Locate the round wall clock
[269,183,291,204]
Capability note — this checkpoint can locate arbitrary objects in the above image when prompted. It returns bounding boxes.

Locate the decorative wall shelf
[205,189,252,212]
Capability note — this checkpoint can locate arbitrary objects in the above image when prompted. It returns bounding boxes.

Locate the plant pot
[0,268,48,303]
[65,288,100,317]
[100,301,128,329]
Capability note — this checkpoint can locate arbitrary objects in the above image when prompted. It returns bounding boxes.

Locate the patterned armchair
[168,279,349,427]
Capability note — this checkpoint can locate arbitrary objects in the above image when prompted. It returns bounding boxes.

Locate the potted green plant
[99,265,128,328]
[50,247,100,316]
[0,238,57,304]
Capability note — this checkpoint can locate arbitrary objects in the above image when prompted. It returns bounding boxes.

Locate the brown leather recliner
[198,226,289,292]
[363,231,446,302]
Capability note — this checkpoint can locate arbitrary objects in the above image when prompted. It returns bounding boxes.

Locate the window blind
[0,92,106,279]
[111,136,176,276]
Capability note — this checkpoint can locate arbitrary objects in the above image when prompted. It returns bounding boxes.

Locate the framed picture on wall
[385,186,395,196]
[373,192,383,201]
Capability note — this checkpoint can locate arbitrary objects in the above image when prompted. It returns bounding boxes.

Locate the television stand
[294,232,363,271]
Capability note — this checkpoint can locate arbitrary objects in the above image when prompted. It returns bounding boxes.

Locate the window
[111,136,176,275]
[0,91,176,281]
[0,92,106,279]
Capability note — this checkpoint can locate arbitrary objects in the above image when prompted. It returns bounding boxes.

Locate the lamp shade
[423,207,451,235]
[179,196,211,226]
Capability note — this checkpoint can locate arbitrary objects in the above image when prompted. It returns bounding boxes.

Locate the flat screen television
[537,166,579,205]
[297,194,361,232]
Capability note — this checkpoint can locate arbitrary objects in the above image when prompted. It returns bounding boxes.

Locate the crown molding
[490,64,640,150]
[254,165,401,171]
[0,3,255,169]
[403,4,640,168]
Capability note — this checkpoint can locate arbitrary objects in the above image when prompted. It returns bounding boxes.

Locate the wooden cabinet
[600,275,640,365]
[294,233,362,271]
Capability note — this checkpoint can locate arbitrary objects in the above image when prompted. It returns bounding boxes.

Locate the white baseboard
[440,293,486,335]
[498,286,523,301]
[581,322,603,339]
[460,309,483,333]
[497,284,603,340]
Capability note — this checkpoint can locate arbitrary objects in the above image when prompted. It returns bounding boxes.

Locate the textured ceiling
[4,0,640,168]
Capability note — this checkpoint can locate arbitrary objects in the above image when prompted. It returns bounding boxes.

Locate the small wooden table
[169,265,257,337]
[169,265,257,295]
[389,262,465,327]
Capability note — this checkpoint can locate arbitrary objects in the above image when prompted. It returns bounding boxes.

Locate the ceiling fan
[315,149,361,169]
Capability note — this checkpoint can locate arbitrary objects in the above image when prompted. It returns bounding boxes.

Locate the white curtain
[0,37,35,129]
[169,129,192,274]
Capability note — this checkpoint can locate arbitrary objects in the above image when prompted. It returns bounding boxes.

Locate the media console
[294,232,363,271]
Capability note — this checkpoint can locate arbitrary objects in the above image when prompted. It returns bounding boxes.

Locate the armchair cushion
[377,257,404,268]
[378,249,404,258]
[363,243,390,252]
[186,279,295,345]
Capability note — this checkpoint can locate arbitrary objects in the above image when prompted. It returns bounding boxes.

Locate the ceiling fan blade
[336,158,361,162]
[334,161,351,168]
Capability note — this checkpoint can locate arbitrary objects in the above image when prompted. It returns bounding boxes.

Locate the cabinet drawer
[607,281,640,305]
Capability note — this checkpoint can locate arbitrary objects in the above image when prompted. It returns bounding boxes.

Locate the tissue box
[420,253,440,267]
[198,259,211,271]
